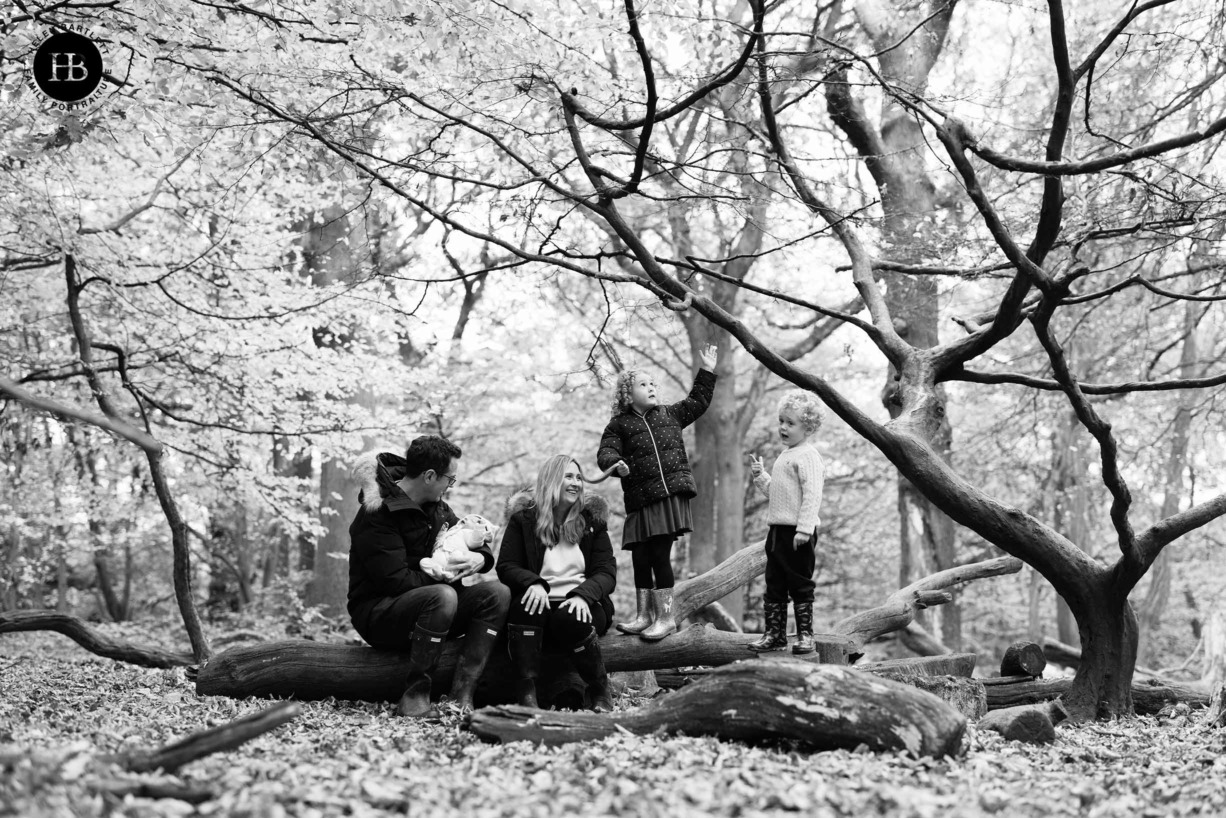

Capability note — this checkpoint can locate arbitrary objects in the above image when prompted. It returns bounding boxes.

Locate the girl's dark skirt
[622,495,693,550]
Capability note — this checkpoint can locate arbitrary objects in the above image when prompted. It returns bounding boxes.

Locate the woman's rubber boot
[792,601,816,655]
[571,630,614,712]
[640,588,676,642]
[748,602,789,653]
[616,588,654,635]
[396,625,448,718]
[448,620,501,713]
[507,623,544,708]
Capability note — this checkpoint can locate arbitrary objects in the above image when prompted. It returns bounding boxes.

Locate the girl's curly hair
[778,389,824,433]
[611,370,639,415]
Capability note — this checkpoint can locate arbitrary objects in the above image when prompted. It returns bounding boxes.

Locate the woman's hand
[792,530,814,549]
[614,460,630,477]
[558,596,591,623]
[521,584,550,616]
[699,343,718,371]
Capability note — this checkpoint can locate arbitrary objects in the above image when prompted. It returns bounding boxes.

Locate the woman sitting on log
[497,455,617,712]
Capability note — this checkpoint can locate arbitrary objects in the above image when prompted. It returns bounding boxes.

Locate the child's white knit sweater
[753,442,825,536]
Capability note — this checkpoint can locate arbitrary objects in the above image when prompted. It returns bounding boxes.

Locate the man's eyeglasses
[438,472,458,488]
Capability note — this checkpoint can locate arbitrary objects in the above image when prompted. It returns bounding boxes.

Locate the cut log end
[1000,641,1046,678]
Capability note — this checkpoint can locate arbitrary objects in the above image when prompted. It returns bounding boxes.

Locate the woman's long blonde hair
[534,455,586,547]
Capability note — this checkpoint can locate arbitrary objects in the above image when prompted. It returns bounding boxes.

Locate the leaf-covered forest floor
[3,625,1225,818]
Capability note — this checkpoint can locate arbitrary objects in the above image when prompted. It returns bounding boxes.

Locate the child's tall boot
[748,602,789,652]
[792,601,816,655]
[640,588,677,641]
[616,588,654,635]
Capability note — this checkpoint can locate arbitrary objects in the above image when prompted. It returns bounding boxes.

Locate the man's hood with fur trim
[354,452,409,512]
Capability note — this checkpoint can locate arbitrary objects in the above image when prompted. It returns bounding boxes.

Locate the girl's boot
[640,588,676,641]
[616,588,654,635]
[748,602,789,652]
[792,601,816,655]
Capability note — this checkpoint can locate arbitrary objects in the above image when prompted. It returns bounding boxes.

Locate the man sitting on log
[348,436,510,718]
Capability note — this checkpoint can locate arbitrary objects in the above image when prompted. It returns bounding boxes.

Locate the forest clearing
[4,627,1226,818]
[5,0,1226,814]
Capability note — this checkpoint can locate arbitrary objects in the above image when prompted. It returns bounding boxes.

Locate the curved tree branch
[1029,296,1135,557]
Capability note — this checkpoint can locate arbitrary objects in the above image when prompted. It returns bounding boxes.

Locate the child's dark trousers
[763,524,816,604]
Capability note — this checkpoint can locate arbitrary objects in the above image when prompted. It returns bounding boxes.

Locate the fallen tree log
[1042,637,1168,681]
[1000,641,1046,677]
[0,610,194,668]
[466,659,967,758]
[195,552,1020,703]
[832,556,1022,652]
[117,701,301,773]
[195,625,857,702]
[672,540,765,623]
[856,653,978,679]
[898,622,951,657]
[985,676,1210,715]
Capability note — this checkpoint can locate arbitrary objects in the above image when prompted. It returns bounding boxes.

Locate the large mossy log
[466,659,967,758]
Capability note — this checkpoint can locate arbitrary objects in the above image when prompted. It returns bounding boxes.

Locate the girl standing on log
[597,344,718,641]
[748,390,826,655]
[497,455,618,711]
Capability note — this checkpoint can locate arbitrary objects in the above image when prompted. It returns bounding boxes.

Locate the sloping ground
[2,629,1224,817]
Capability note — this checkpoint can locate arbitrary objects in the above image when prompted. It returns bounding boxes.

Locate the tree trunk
[63,255,210,662]
[826,2,962,650]
[1060,575,1140,719]
[1202,607,1226,691]
[1049,409,1092,648]
[299,205,368,617]
[687,330,747,623]
[467,660,966,757]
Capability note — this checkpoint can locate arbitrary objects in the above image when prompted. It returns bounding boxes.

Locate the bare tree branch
[0,374,162,455]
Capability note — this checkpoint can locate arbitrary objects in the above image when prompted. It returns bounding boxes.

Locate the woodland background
[2,0,1226,723]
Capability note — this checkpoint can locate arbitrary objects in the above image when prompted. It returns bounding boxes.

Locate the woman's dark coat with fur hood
[596,368,715,514]
[496,494,616,622]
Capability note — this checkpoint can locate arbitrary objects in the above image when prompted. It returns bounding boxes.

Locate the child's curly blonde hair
[778,389,824,433]
[611,370,640,415]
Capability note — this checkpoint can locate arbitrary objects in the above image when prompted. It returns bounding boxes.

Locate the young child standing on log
[597,343,718,641]
[748,389,825,655]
